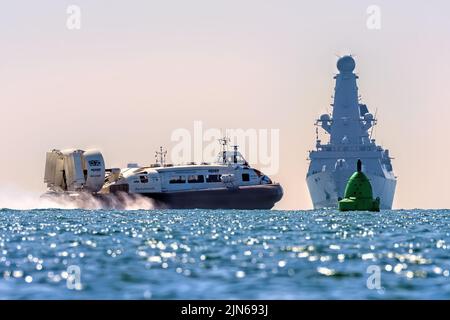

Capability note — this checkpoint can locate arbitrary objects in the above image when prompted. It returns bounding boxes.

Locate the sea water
[0,209,449,299]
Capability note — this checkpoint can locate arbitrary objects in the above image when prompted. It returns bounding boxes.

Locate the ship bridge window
[227,155,245,164]
[135,169,148,174]
[188,175,204,183]
[206,174,221,183]
[139,175,149,183]
[169,176,186,184]
[253,169,263,177]
[242,173,250,182]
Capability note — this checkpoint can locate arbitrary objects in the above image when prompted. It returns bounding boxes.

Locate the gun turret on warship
[306,56,396,209]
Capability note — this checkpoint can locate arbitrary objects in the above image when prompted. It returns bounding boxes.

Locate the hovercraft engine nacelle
[44,149,105,193]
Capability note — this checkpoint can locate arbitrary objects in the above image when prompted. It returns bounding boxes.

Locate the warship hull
[306,171,396,209]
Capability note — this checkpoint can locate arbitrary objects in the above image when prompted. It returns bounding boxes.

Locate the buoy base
[338,197,380,212]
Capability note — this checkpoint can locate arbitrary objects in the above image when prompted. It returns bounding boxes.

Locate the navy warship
[306,56,396,209]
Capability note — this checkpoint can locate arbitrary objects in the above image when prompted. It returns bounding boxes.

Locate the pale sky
[1,0,449,209]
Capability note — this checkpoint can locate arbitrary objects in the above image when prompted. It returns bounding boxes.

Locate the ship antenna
[369,107,378,140]
[218,136,230,163]
[218,136,230,152]
[232,144,239,164]
[155,146,167,166]
[357,159,362,172]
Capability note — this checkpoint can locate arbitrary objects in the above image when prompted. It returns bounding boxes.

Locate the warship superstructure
[306,56,396,209]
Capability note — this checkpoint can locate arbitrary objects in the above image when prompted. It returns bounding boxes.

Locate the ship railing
[316,144,375,152]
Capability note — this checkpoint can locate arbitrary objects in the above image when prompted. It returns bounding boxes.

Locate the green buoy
[338,159,380,212]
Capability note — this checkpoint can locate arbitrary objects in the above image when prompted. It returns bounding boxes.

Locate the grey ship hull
[141,184,284,210]
[42,184,283,210]
[41,183,283,210]
[306,170,396,209]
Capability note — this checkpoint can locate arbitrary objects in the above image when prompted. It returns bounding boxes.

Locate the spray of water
[0,187,156,210]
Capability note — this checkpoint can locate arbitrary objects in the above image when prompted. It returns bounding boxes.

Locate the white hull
[306,170,396,209]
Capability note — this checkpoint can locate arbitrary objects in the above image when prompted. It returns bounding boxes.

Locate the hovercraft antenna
[232,145,239,164]
[155,146,167,167]
[218,136,230,164]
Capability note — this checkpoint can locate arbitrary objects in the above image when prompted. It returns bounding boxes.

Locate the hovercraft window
[242,173,250,182]
[140,175,149,183]
[188,175,204,183]
[205,174,221,183]
[253,169,263,177]
[169,176,186,184]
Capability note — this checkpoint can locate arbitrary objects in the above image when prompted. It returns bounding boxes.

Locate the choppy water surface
[0,209,449,299]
